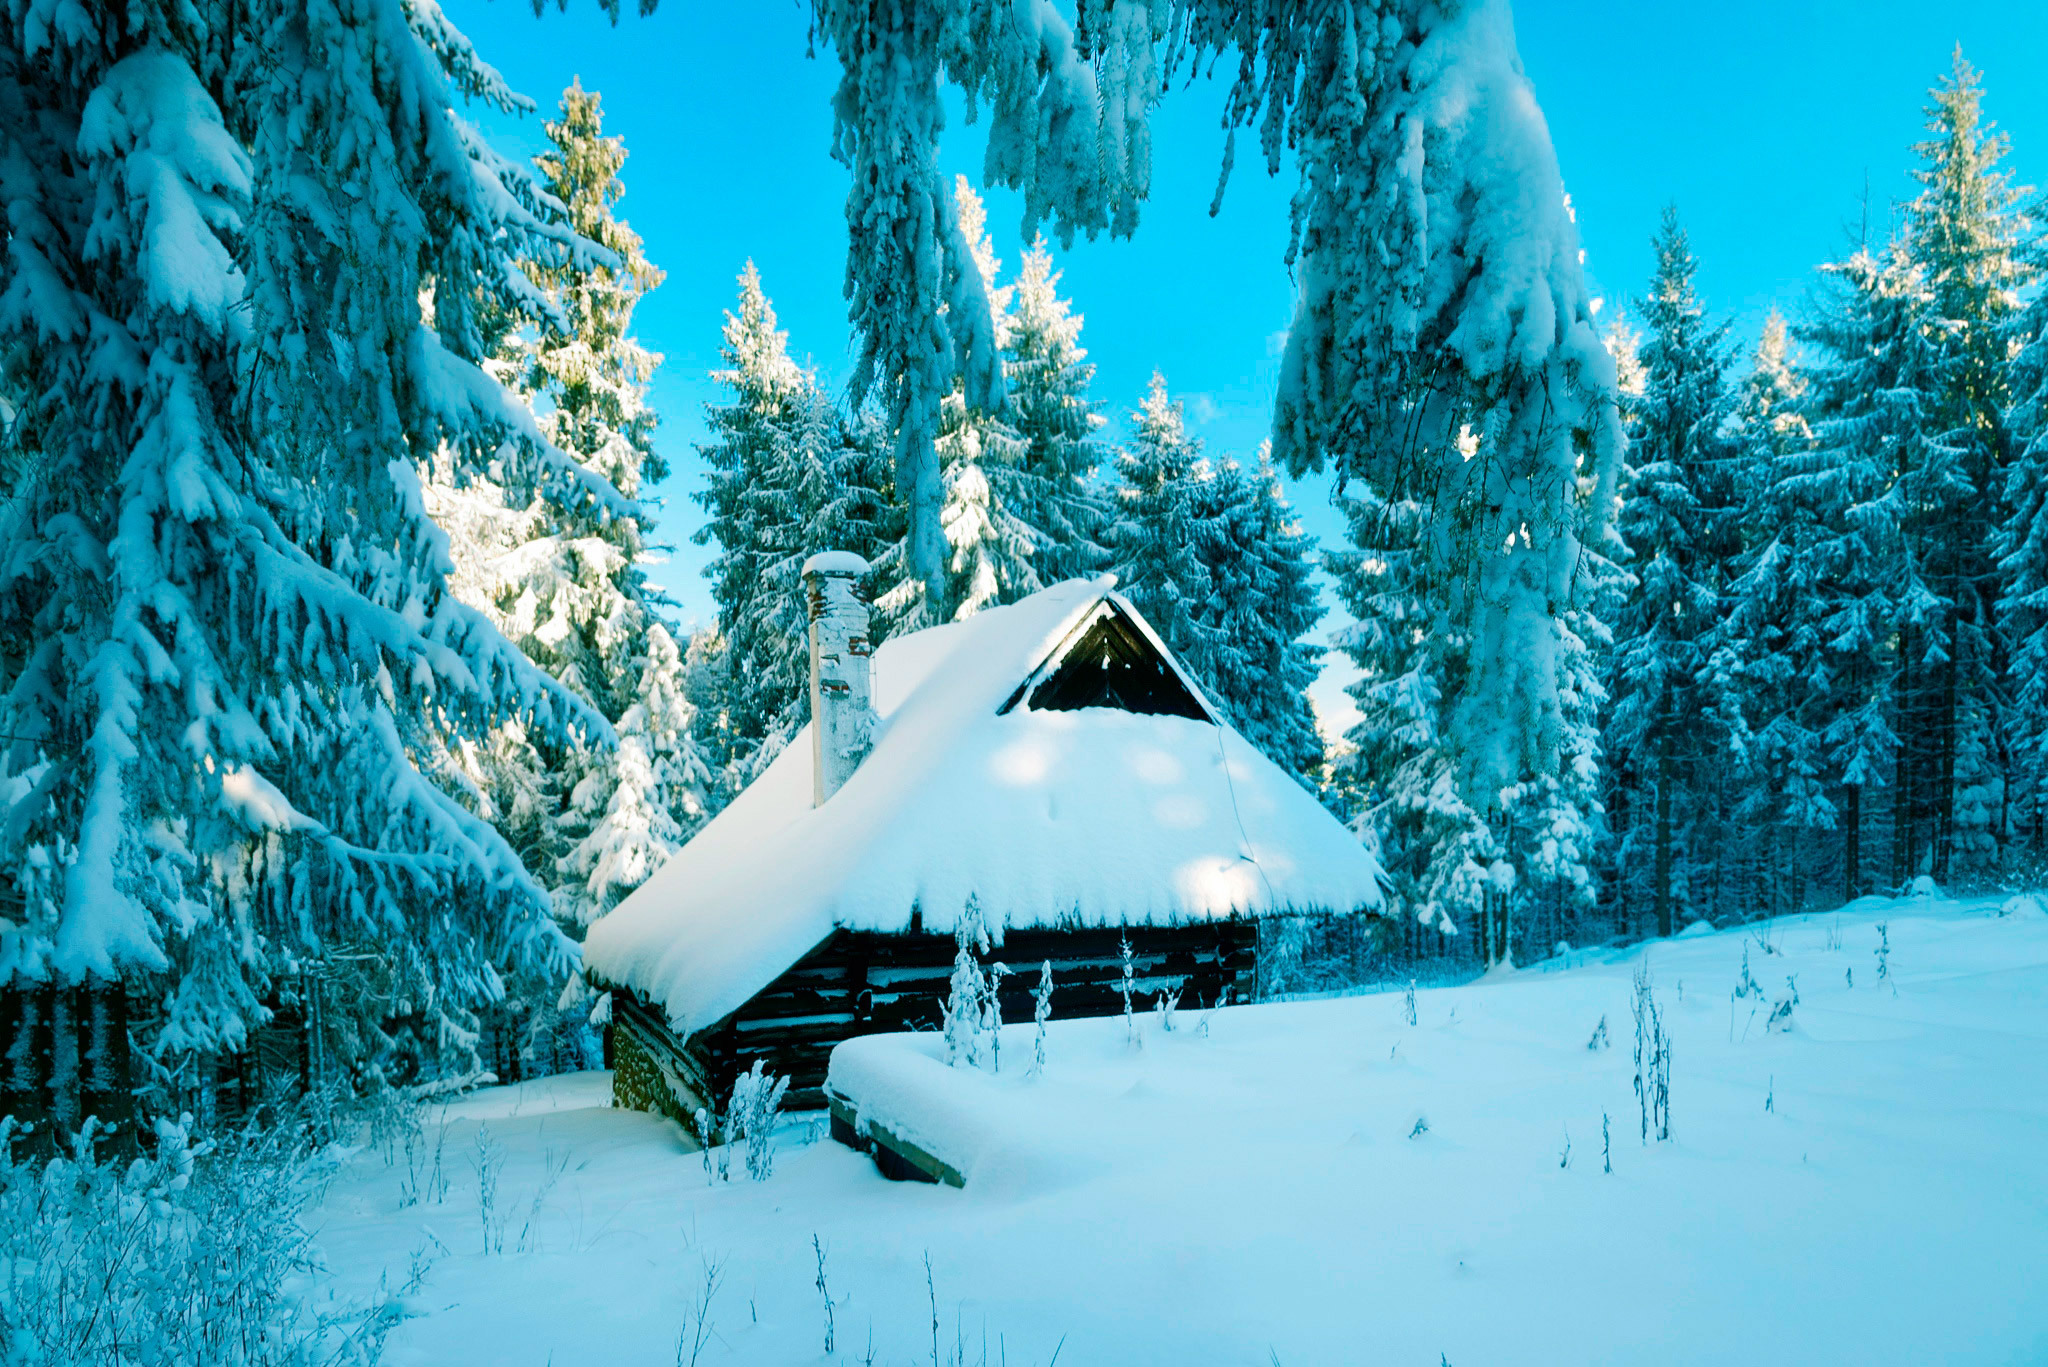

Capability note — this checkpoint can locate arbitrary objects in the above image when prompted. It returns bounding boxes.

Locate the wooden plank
[826,1091,963,1188]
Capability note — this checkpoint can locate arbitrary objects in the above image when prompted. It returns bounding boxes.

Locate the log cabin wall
[614,918,1259,1118]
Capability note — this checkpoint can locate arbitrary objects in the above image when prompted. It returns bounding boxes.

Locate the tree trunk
[78,981,134,1145]
[1,978,54,1152]
[1894,625,1917,886]
[0,977,133,1158]
[1654,723,1675,939]
[1845,783,1862,901]
[1934,631,1958,884]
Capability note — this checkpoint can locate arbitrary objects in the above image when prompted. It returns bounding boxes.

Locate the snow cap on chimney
[804,551,875,806]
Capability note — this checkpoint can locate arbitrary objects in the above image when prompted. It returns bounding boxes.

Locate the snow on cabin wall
[583,578,1383,1035]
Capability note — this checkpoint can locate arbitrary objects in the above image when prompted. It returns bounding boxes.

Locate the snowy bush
[983,961,1010,1072]
[1733,945,1764,1001]
[1766,977,1799,1034]
[0,1114,403,1366]
[1119,935,1137,1044]
[1030,961,1054,1077]
[728,1063,790,1182]
[692,1106,726,1184]
[942,901,992,1068]
[1155,985,1179,1033]
[689,1061,790,1185]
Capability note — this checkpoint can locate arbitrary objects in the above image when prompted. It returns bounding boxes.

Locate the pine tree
[694,265,897,780]
[1606,209,1740,937]
[0,3,625,1081]
[1193,452,1326,781]
[875,182,1048,628]
[1111,374,1215,668]
[1800,245,1957,892]
[2000,279,2048,857]
[1725,313,1838,908]
[1902,50,2030,880]
[518,82,708,926]
[1003,236,1109,583]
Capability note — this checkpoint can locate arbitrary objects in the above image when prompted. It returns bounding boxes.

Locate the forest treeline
[1,0,2042,1111]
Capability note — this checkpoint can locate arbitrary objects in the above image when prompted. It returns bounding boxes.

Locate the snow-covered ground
[313,893,2048,1365]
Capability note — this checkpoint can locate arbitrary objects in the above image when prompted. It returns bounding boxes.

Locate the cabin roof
[582,577,1385,1035]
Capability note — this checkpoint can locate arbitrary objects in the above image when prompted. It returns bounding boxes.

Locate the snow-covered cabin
[583,556,1383,1118]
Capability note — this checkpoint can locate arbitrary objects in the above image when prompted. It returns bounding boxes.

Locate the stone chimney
[803,551,876,806]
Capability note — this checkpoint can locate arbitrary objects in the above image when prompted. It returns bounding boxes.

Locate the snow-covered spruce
[807,0,1161,618]
[875,183,1045,630]
[1110,374,1325,781]
[942,899,992,1068]
[1605,209,1742,941]
[692,264,899,787]
[1002,232,1112,584]
[0,2,629,1076]
[427,81,711,944]
[1165,0,1627,956]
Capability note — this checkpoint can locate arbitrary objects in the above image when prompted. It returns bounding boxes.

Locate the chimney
[803,551,876,806]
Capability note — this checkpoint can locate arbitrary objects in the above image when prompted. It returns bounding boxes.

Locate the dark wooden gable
[999,601,1211,721]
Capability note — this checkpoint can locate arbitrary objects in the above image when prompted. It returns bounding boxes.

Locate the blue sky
[442,0,2048,720]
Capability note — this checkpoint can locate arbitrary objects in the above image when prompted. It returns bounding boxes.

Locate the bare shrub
[1632,964,1672,1144]
[0,1109,406,1366]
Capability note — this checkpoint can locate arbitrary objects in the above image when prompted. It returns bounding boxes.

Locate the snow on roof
[583,577,1384,1035]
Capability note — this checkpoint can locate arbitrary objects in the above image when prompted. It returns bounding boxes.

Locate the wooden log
[649,918,1260,1115]
[0,978,52,1155]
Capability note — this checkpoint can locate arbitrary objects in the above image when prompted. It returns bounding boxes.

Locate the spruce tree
[1111,374,1215,669]
[1194,453,1326,782]
[2001,282,2048,858]
[1606,209,1739,938]
[1110,383,1327,782]
[1328,480,1497,951]
[1801,245,1956,891]
[1004,237,1110,583]
[693,265,809,758]
[1902,51,2030,879]
[1725,313,1836,907]
[519,82,709,926]
[426,81,710,938]
[0,3,626,1083]
[876,181,1045,628]
[694,265,897,782]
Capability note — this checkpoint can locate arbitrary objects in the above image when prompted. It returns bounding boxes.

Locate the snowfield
[314,893,2048,1365]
